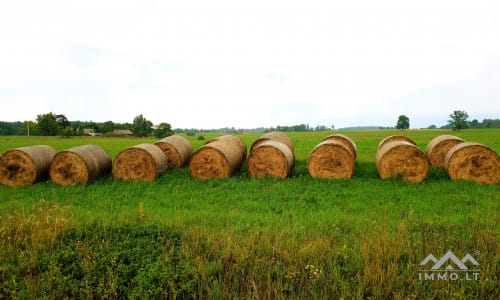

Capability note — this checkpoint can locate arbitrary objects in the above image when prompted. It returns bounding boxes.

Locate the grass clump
[0,202,197,299]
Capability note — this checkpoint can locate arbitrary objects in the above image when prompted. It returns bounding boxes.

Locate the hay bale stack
[444,142,500,184]
[250,131,294,153]
[425,135,465,168]
[50,145,111,185]
[247,140,294,179]
[190,137,244,179]
[0,145,56,186]
[322,134,357,159]
[205,135,247,161]
[308,140,355,179]
[378,135,416,150]
[376,141,428,183]
[154,135,193,168]
[113,144,168,181]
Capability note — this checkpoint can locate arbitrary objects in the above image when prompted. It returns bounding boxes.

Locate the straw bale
[322,134,357,159]
[113,144,167,181]
[154,135,193,168]
[250,131,294,153]
[308,140,355,179]
[0,145,56,186]
[425,135,465,168]
[247,140,294,179]
[190,139,244,179]
[205,135,247,161]
[444,142,500,184]
[50,145,111,185]
[378,135,416,150]
[376,141,428,182]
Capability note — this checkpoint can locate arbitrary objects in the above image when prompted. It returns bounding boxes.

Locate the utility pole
[27,121,30,136]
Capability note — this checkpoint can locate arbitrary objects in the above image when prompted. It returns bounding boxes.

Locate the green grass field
[1,129,499,299]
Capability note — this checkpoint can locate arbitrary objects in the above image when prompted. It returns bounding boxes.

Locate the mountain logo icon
[420,250,479,270]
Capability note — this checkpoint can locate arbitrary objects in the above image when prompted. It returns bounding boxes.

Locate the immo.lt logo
[418,250,480,281]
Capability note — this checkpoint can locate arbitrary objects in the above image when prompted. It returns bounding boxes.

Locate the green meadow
[0,129,499,299]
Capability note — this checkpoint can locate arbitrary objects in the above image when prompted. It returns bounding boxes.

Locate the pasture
[0,129,499,299]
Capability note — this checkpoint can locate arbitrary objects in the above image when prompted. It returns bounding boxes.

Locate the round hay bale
[425,135,465,168]
[0,145,56,186]
[308,140,355,179]
[376,141,428,183]
[247,140,294,179]
[322,134,357,159]
[444,142,500,184]
[378,135,416,150]
[113,144,167,181]
[154,135,193,168]
[50,145,111,185]
[250,131,294,153]
[189,139,244,179]
[205,135,247,161]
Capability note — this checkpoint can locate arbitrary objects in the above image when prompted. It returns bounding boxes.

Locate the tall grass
[1,199,496,298]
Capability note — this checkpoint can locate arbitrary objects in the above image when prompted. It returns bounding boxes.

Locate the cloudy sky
[1,0,499,129]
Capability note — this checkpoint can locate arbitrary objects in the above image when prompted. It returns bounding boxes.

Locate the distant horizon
[2,116,499,132]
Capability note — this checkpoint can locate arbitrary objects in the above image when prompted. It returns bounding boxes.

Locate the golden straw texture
[250,131,294,153]
[190,139,244,179]
[308,140,355,179]
[444,142,500,184]
[376,141,428,183]
[425,135,464,168]
[205,135,247,161]
[0,145,56,186]
[113,144,167,181]
[378,135,416,150]
[247,140,294,179]
[322,134,357,159]
[50,145,111,185]
[155,135,193,168]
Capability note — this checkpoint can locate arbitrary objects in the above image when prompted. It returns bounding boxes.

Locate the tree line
[0,111,499,136]
[176,124,333,135]
[0,113,173,138]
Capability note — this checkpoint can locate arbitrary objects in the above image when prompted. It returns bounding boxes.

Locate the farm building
[83,128,96,136]
[113,129,134,136]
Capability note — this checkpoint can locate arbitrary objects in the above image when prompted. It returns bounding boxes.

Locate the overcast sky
[1,0,499,129]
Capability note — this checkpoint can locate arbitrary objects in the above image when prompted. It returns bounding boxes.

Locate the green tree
[0,121,23,135]
[396,115,410,130]
[60,127,75,137]
[132,114,153,137]
[154,122,174,138]
[448,110,469,131]
[36,113,61,136]
[101,121,115,134]
[55,114,70,128]
[18,121,38,136]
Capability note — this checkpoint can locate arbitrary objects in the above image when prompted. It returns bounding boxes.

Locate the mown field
[0,129,499,299]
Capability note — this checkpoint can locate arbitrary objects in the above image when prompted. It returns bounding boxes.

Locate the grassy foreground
[0,129,499,299]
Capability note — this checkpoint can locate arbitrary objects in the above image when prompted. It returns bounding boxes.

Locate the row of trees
[175,124,334,135]
[6,113,174,138]
[1,110,498,136]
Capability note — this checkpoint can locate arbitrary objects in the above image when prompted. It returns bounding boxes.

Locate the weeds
[0,204,197,299]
